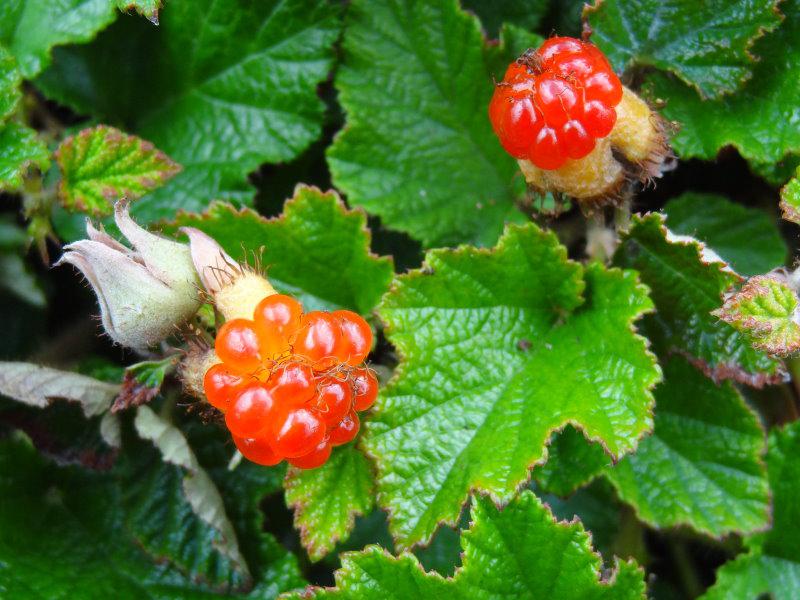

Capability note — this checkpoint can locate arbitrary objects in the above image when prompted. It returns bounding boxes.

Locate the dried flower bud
[57,202,201,350]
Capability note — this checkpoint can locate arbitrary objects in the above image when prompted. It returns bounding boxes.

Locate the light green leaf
[715,274,800,357]
[116,0,161,22]
[285,444,375,561]
[606,356,770,537]
[165,185,394,314]
[328,0,535,247]
[368,223,659,548]
[134,405,250,581]
[55,125,180,216]
[283,491,645,599]
[645,0,800,166]
[614,214,784,386]
[0,121,50,191]
[780,167,800,224]
[664,192,787,277]
[701,421,800,600]
[586,0,781,98]
[0,361,119,417]
[461,0,549,38]
[36,0,341,223]
[0,0,117,78]
[0,45,21,119]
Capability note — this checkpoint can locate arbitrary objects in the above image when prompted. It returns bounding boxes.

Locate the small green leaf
[283,491,645,599]
[329,0,534,247]
[285,444,375,561]
[780,168,800,224]
[0,254,46,306]
[35,0,341,222]
[0,361,120,417]
[165,185,394,314]
[115,355,178,411]
[614,214,784,386]
[0,45,21,119]
[645,0,800,166]
[701,421,800,600]
[369,223,659,548]
[55,125,181,216]
[116,0,161,22]
[0,0,117,78]
[664,192,787,277]
[0,121,50,191]
[606,356,770,537]
[715,274,800,357]
[586,0,782,98]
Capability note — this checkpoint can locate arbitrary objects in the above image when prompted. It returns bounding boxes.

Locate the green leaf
[461,0,549,38]
[134,405,251,582]
[614,214,784,386]
[533,426,611,497]
[664,192,787,277]
[368,223,659,548]
[35,0,341,223]
[645,0,800,165]
[117,0,161,22]
[701,421,800,600]
[0,45,21,119]
[285,444,375,561]
[0,0,117,78]
[0,361,120,417]
[605,356,770,537]
[0,121,50,190]
[780,167,800,224]
[0,254,46,306]
[715,274,800,357]
[284,491,645,599]
[586,0,781,98]
[55,125,181,216]
[0,434,304,597]
[328,0,534,247]
[165,185,394,314]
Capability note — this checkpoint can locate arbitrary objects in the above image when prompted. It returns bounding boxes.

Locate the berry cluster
[488,36,623,170]
[203,294,378,469]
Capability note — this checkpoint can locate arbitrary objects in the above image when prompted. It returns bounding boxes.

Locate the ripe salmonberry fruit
[293,311,341,369]
[215,319,262,373]
[254,294,302,359]
[312,376,353,426]
[268,362,316,407]
[488,36,622,170]
[203,363,245,411]
[233,434,282,466]
[271,408,325,457]
[287,439,331,469]
[225,384,276,438]
[352,368,378,411]
[329,411,359,446]
[333,310,373,366]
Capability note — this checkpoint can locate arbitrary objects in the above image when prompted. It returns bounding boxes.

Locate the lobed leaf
[664,192,787,277]
[285,444,375,561]
[701,421,800,600]
[0,361,119,417]
[55,125,180,216]
[645,0,800,167]
[586,0,782,98]
[283,491,645,599]
[605,356,770,537]
[166,185,394,314]
[328,0,536,247]
[614,214,784,386]
[368,223,659,548]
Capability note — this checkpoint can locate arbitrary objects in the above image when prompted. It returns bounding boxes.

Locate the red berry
[216,319,262,373]
[225,384,276,438]
[287,439,331,469]
[233,434,282,466]
[333,310,373,366]
[293,311,342,370]
[253,294,302,359]
[267,362,316,408]
[488,36,622,169]
[203,363,246,411]
[271,408,325,457]
[352,368,378,411]
[329,411,359,446]
[312,376,353,426]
